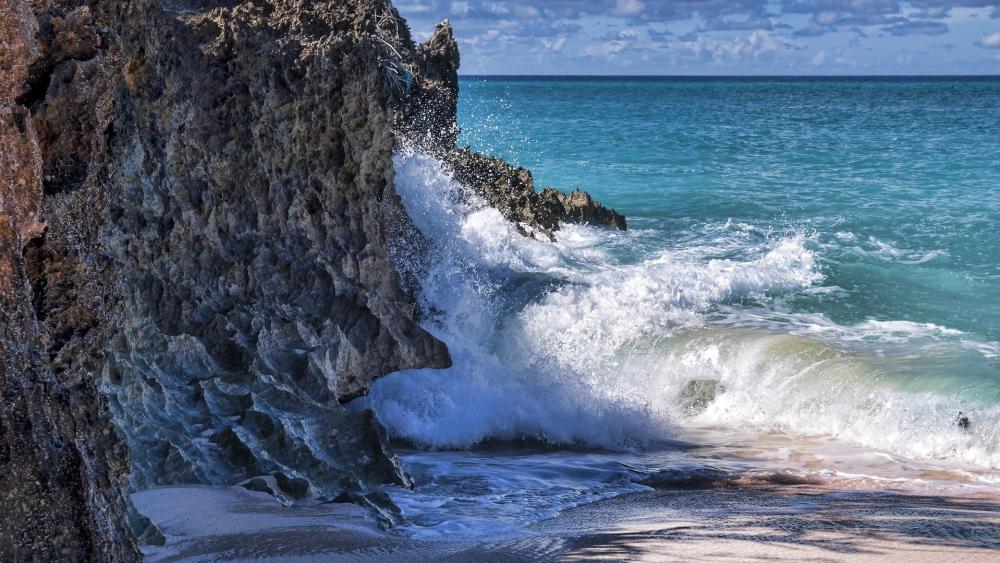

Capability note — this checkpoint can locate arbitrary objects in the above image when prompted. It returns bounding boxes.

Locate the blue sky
[395,1,1000,74]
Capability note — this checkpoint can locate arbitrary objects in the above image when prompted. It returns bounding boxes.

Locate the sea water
[363,77,1000,539]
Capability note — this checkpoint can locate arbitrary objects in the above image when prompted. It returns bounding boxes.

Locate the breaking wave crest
[367,149,1000,470]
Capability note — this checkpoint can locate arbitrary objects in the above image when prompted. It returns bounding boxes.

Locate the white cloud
[947,7,994,24]
[815,11,838,26]
[977,31,1000,49]
[811,49,827,66]
[613,0,645,17]
[542,36,567,51]
[583,40,629,57]
[510,4,541,18]
[583,28,641,59]
[396,2,432,13]
[666,31,802,65]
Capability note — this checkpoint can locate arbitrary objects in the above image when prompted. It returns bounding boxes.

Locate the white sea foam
[370,150,822,449]
[830,233,948,265]
[387,450,651,539]
[368,149,1000,471]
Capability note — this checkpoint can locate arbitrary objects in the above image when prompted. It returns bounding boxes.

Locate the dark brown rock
[443,149,627,238]
[1,0,139,559]
[99,0,449,508]
[447,148,560,234]
[407,20,461,148]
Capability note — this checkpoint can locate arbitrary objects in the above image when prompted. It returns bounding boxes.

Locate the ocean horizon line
[460,74,1000,81]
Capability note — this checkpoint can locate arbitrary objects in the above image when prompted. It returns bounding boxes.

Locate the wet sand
[136,483,1000,562]
[536,487,1000,562]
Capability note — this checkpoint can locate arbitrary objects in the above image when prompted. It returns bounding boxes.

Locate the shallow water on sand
[361,77,1000,540]
[135,480,1000,562]
[383,430,1000,541]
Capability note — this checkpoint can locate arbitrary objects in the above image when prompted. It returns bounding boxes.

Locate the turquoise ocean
[362,77,1000,538]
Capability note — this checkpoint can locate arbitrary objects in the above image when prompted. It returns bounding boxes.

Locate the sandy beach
[136,482,1000,562]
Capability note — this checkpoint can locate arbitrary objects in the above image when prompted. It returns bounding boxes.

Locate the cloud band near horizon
[395,0,1000,74]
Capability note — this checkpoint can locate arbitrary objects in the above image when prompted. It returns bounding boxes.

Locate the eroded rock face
[2,0,452,556]
[98,0,449,511]
[401,20,461,148]
[1,0,629,556]
[540,188,628,231]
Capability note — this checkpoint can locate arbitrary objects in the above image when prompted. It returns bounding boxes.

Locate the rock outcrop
[1,0,628,557]
[399,20,461,149]
[447,149,627,236]
[399,21,625,238]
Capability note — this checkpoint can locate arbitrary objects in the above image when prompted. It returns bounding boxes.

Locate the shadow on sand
[550,487,1000,561]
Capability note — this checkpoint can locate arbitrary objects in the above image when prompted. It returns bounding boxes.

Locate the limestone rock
[444,149,627,237]
[447,148,560,233]
[540,187,628,230]
[3,0,453,555]
[99,0,449,506]
[407,20,461,147]
[677,379,726,416]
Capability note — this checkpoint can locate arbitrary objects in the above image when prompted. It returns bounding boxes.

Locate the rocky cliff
[99,0,453,518]
[0,0,625,558]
